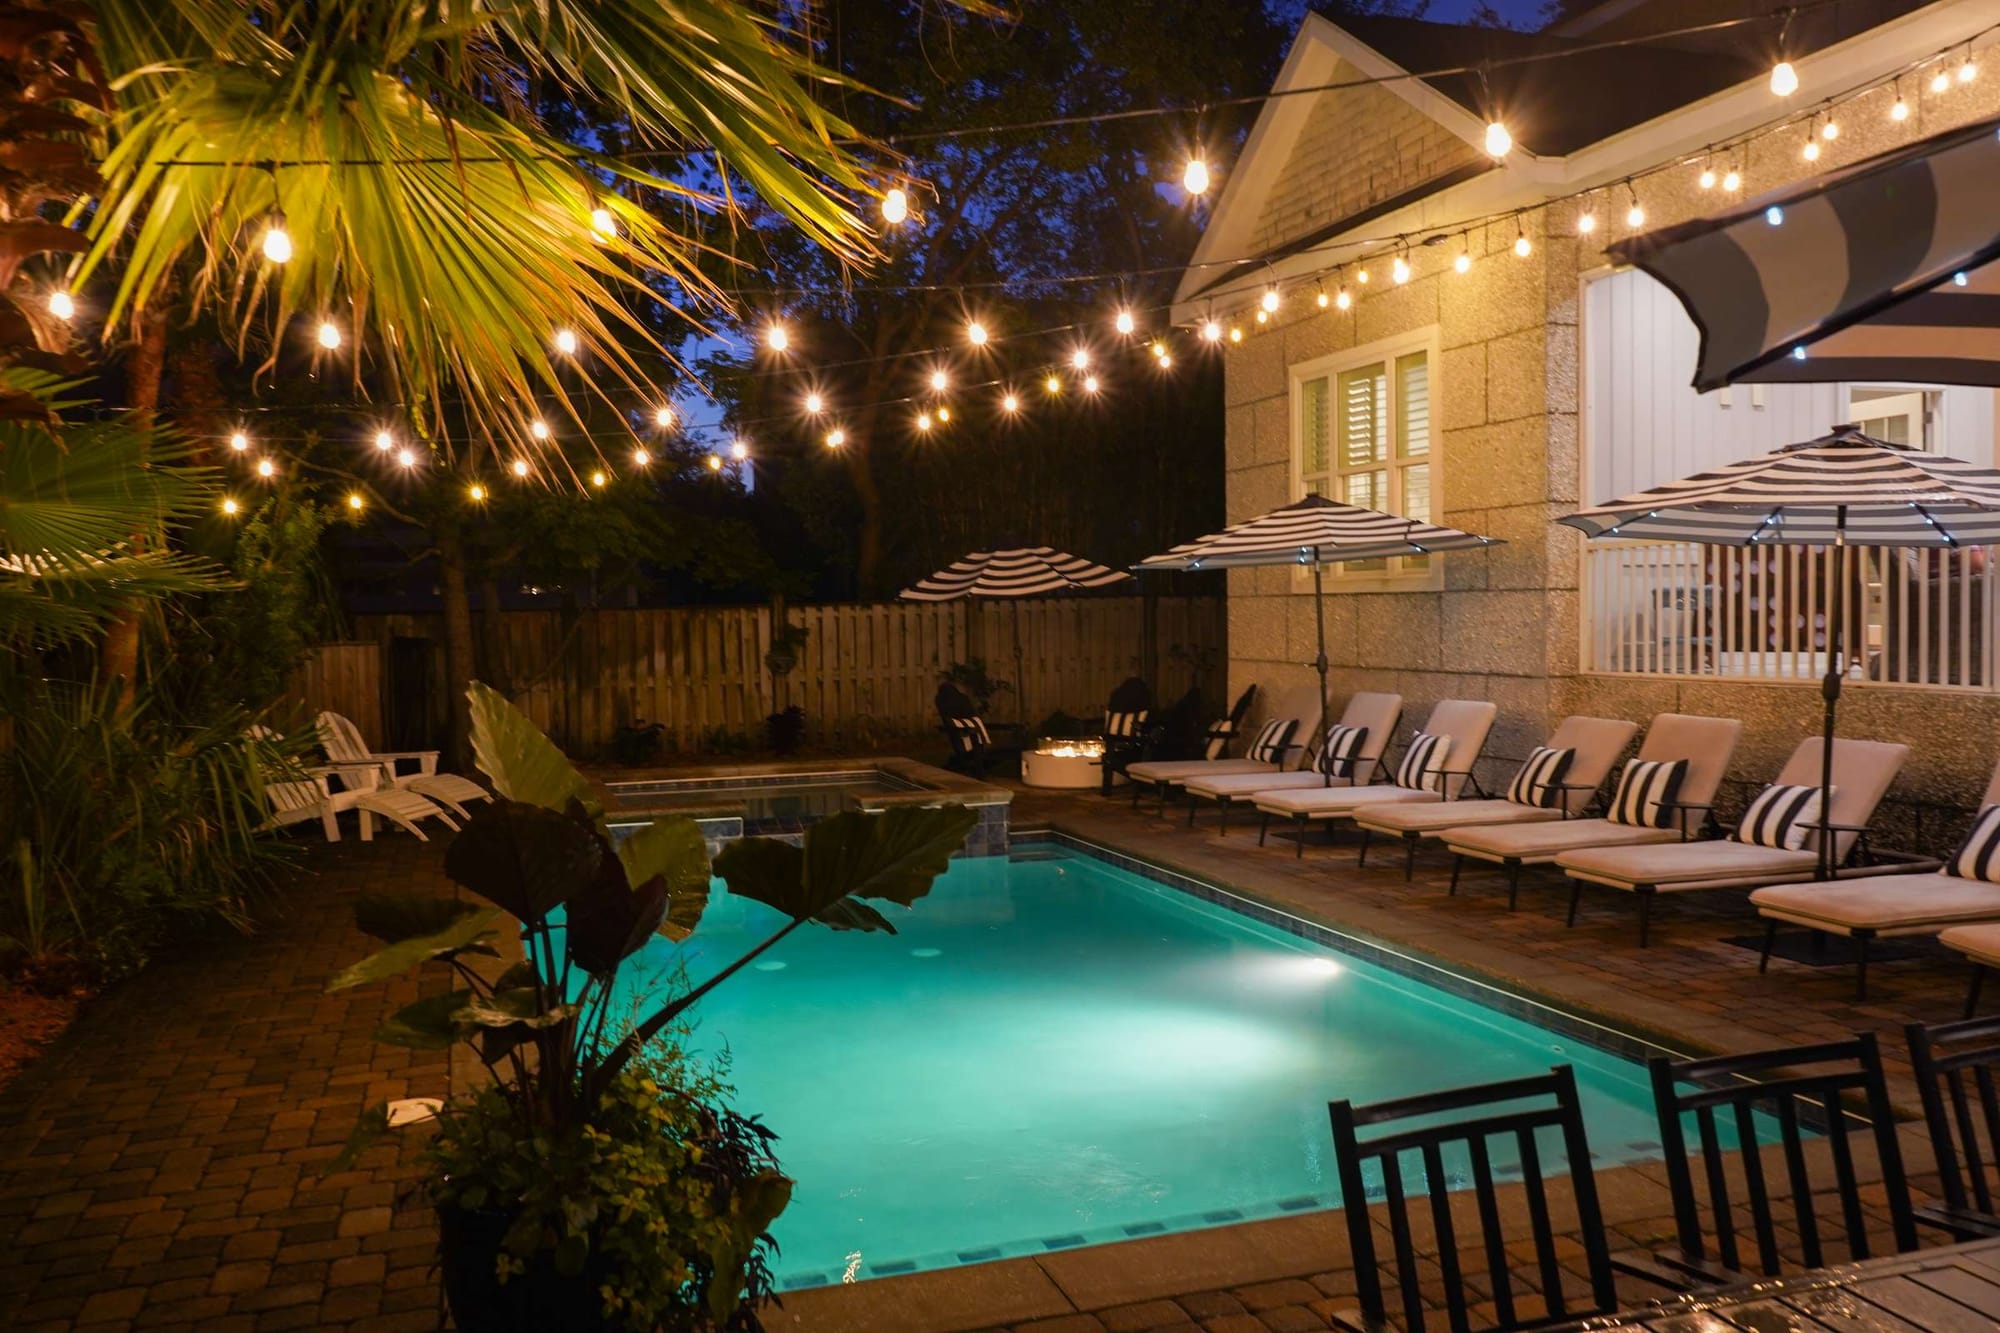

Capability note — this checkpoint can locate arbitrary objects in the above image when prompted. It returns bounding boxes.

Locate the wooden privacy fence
[310,595,1223,755]
[279,641,382,739]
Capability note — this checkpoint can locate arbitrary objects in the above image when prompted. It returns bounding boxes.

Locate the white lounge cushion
[1558,840,1816,891]
[1942,923,2000,967]
[1355,798,1566,835]
[1395,733,1449,792]
[1606,758,1688,828]
[1183,770,1356,799]
[1733,783,1827,851]
[1128,758,1278,784]
[1947,806,2000,882]
[1507,747,1575,809]
[1446,818,1678,863]
[1754,874,2000,932]
[1255,785,1441,817]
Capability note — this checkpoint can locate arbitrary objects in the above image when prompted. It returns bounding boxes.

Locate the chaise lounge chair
[1250,700,1499,859]
[1558,736,1908,947]
[1440,714,1743,910]
[1351,715,1640,881]
[317,710,492,818]
[1750,759,2000,998]
[1124,685,1321,813]
[1178,691,1402,833]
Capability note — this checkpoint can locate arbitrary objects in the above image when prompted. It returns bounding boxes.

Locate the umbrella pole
[1818,509,1846,881]
[1013,598,1027,729]
[1313,551,1330,787]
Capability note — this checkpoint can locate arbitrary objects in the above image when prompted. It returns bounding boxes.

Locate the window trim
[1289,327,1444,592]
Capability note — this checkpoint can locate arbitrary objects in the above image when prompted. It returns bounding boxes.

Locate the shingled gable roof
[1173,1,1981,318]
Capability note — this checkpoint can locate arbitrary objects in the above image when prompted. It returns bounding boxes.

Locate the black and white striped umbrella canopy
[898,547,1132,600]
[1608,113,2000,391]
[1136,494,1500,570]
[1560,425,2000,547]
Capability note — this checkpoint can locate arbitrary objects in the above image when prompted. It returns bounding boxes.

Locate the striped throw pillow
[1606,758,1688,829]
[1202,718,1237,760]
[1246,718,1297,764]
[1315,724,1369,778]
[947,716,990,754]
[1104,709,1148,739]
[1947,807,2000,883]
[1733,783,1828,850]
[1506,746,1575,809]
[1394,733,1450,792]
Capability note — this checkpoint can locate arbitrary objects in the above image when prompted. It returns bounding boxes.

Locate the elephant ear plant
[329,683,977,1331]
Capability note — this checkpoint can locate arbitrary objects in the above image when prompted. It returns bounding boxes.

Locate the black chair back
[1906,1014,2000,1236]
[1329,1065,1617,1333]
[1105,675,1152,715]
[1648,1034,1918,1278]
[935,680,977,722]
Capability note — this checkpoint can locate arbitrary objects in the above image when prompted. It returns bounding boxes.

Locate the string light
[529,419,550,440]
[1624,186,1645,229]
[1115,309,1136,335]
[1082,374,1101,394]
[1391,253,1411,284]
[1961,48,1979,83]
[1228,327,1243,342]
[936,405,951,423]
[929,368,949,392]
[1150,340,1168,358]
[916,411,933,431]
[1158,353,1172,369]
[221,497,239,516]
[881,187,909,225]
[1182,156,1210,196]
[1001,391,1021,412]
[1802,126,1820,162]
[256,458,275,478]
[1821,118,1839,140]
[373,430,393,452]
[1891,83,1910,120]
[590,206,617,239]
[1356,267,1370,284]
[1070,347,1091,370]
[1770,60,1799,97]
[825,428,846,448]
[803,391,825,413]
[47,290,72,320]
[765,323,789,352]
[1335,287,1351,310]
[397,448,417,468]
[1044,374,1061,394]
[1513,222,1531,258]
[654,406,675,430]
[468,483,487,502]
[731,439,749,461]
[1483,120,1512,158]
[511,458,531,477]
[707,453,725,471]
[590,470,608,487]
[1201,319,1222,342]
[262,213,292,264]
[316,320,341,349]
[1255,308,1268,324]
[1454,247,1472,273]
[554,328,579,355]
[1723,167,1742,192]
[1765,205,1785,226]
[1932,65,1952,94]
[966,320,989,346]
[229,431,249,452]
[1577,205,1597,234]
[632,448,651,466]
[1260,288,1279,313]
[346,492,365,512]
[1698,164,1716,189]
[1315,288,1330,308]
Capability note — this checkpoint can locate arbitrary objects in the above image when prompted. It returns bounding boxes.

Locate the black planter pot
[437,1204,612,1332]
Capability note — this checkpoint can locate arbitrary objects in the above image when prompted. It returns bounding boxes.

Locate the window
[1848,387,1931,449]
[1295,339,1435,580]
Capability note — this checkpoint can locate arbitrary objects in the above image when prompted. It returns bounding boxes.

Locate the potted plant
[763,621,809,678]
[331,682,975,1331]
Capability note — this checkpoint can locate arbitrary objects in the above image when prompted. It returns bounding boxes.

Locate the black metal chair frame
[1645,1034,1918,1283]
[1328,1065,1619,1333]
[1906,1014,2000,1239]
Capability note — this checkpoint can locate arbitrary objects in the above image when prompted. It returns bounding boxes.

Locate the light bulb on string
[1201,319,1222,342]
[1624,189,1645,229]
[262,212,292,264]
[346,493,365,513]
[256,458,276,478]
[1082,375,1101,394]
[1228,327,1243,343]
[632,449,651,467]
[590,470,608,488]
[1255,309,1268,325]
[936,406,951,423]
[1961,49,1978,83]
[1723,167,1742,192]
[397,449,417,469]
[1577,205,1597,234]
[1335,287,1351,310]
[1070,347,1091,370]
[1822,118,1839,140]
[529,419,551,441]
[1115,309,1136,335]
[316,320,342,349]
[468,484,487,502]
[929,368,949,392]
[916,411,933,431]
[825,428,846,449]
[1455,246,1473,273]
[1932,66,1952,94]
[590,206,617,240]
[1513,225,1532,259]
[1182,156,1210,196]
[706,453,723,472]
[1392,253,1411,285]
[1483,120,1512,158]
[1150,340,1167,359]
[1802,127,1820,162]
[1891,83,1910,120]
[554,328,579,356]
[1158,354,1173,370]
[731,440,749,462]
[511,458,531,478]
[221,497,240,516]
[1770,60,1799,96]
[229,431,250,453]
[881,187,909,225]
[1698,163,1717,189]
[1356,267,1370,285]
[1044,374,1061,394]
[1315,288,1330,309]
[373,430,393,452]
[1260,288,1279,313]
[966,320,988,347]
[803,391,825,414]
[765,323,789,353]
[47,290,73,320]
[654,406,675,430]
[1001,391,1021,413]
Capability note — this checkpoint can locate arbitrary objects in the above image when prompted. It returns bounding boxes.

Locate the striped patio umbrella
[1138,494,1501,737]
[1560,424,2000,874]
[899,548,1132,721]
[1608,113,2000,391]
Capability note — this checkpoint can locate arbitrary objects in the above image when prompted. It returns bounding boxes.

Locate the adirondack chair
[316,711,492,817]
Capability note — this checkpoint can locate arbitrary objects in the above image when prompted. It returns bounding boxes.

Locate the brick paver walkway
[0,838,454,1332]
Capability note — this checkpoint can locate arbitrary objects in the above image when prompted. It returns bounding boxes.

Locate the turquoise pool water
[613,841,1671,1287]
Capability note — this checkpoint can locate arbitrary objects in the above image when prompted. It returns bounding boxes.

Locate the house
[1173,0,2000,828]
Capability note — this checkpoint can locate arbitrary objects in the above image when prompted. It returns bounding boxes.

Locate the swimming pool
[613,837,1675,1288]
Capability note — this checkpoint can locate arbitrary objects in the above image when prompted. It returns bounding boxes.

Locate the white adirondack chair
[261,766,459,843]
[315,711,493,818]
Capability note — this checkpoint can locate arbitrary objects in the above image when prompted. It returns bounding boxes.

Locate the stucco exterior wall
[1221,57,2000,839]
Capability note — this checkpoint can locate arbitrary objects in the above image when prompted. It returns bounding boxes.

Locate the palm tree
[74,0,898,756]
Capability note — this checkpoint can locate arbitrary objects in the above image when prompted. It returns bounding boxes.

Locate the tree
[692,0,1287,595]
[76,0,895,761]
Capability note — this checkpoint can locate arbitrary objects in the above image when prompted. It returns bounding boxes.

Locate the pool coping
[592,755,1012,811]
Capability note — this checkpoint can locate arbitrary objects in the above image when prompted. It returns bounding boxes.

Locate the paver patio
[0,778,1985,1332]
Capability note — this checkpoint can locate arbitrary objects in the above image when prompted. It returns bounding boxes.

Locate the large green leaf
[352,891,481,944]
[712,836,814,918]
[616,816,711,942]
[566,858,670,976]
[466,682,596,814]
[326,909,502,993]
[804,806,979,908]
[375,990,476,1049]
[442,798,601,923]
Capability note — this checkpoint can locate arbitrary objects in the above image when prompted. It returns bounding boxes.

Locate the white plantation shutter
[1294,349,1435,578]
[1398,352,1432,571]
[1299,376,1331,495]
